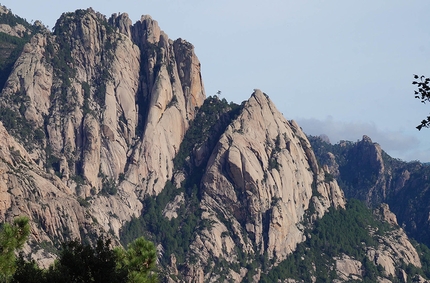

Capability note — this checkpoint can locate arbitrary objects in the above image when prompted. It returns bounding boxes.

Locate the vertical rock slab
[123,15,205,196]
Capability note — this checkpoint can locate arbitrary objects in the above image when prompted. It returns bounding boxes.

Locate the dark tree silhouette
[12,236,158,283]
[413,74,430,130]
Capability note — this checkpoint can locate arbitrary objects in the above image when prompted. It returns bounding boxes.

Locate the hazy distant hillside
[309,135,430,247]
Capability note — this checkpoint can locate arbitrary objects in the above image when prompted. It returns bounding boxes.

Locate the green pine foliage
[120,181,200,267]
[0,216,31,282]
[101,177,118,196]
[12,236,157,283]
[173,95,241,170]
[12,256,45,283]
[120,96,242,279]
[308,135,430,247]
[115,237,158,283]
[260,199,393,282]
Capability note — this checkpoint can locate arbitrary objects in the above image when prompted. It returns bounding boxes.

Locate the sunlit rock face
[185,90,345,281]
[0,8,204,248]
[0,7,425,283]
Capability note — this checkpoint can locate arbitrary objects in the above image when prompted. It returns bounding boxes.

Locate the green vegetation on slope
[120,181,200,267]
[308,135,430,248]
[242,196,430,283]
[260,199,430,283]
[173,95,241,171]
[0,216,157,283]
[0,9,37,91]
[120,96,242,278]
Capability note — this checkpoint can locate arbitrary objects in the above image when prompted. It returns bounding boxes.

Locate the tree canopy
[114,237,157,283]
[0,216,31,282]
[12,236,157,283]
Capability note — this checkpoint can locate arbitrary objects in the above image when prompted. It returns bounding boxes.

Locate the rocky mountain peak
[310,131,430,251]
[108,12,133,37]
[0,6,428,282]
[0,6,205,243]
[336,135,387,205]
[188,89,345,279]
[361,134,373,143]
[133,15,164,45]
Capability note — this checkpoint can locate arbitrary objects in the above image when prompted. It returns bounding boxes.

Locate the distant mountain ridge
[309,135,430,247]
[0,6,429,282]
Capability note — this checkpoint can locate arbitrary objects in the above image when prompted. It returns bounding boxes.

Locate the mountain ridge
[309,134,430,248]
[0,6,429,282]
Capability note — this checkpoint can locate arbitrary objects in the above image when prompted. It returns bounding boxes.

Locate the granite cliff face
[0,8,204,240]
[0,7,428,283]
[0,121,95,267]
[175,90,346,281]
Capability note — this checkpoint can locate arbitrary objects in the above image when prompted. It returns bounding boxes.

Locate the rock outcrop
[184,90,346,281]
[365,204,422,279]
[0,121,99,265]
[0,5,31,37]
[335,255,362,281]
[0,8,205,240]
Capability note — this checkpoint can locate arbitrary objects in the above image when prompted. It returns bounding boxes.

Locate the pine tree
[115,237,158,283]
[0,216,30,283]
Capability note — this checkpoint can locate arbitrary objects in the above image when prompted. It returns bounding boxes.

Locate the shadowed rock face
[309,134,430,248]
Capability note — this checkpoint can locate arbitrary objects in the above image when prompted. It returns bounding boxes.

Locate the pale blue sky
[3,0,430,162]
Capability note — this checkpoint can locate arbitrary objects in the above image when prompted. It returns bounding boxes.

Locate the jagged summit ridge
[0,7,204,241]
[0,7,427,283]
